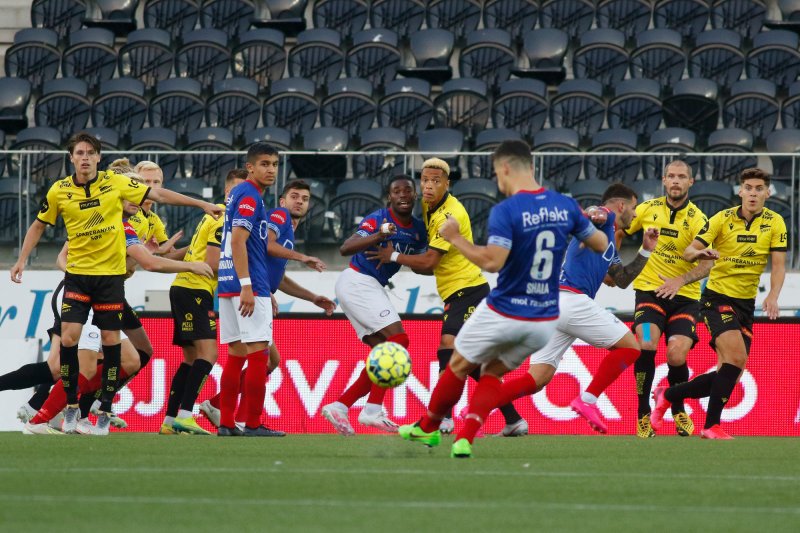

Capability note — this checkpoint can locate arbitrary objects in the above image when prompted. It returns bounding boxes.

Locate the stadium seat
[416,128,464,179]
[572,28,630,91]
[433,78,490,139]
[595,0,652,41]
[320,78,377,142]
[780,81,800,129]
[630,29,686,87]
[607,79,663,140]
[540,0,595,39]
[206,77,261,142]
[352,127,407,185]
[722,79,779,143]
[0,78,32,134]
[118,28,175,88]
[641,127,698,180]
[244,126,292,150]
[711,0,766,40]
[764,181,793,223]
[703,128,756,182]
[83,0,140,35]
[313,0,368,40]
[369,0,425,37]
[129,128,181,180]
[182,127,238,183]
[585,129,641,183]
[149,78,206,141]
[569,179,610,209]
[0,179,30,244]
[689,180,734,215]
[630,179,665,202]
[398,29,455,86]
[512,28,568,85]
[451,178,499,245]
[254,0,308,36]
[688,29,745,90]
[377,78,434,139]
[458,29,515,90]
[653,0,710,41]
[662,77,720,143]
[426,0,482,40]
[61,28,117,92]
[533,128,582,191]
[288,29,344,87]
[345,28,401,90]
[34,78,91,138]
[8,127,64,190]
[766,129,800,179]
[262,77,319,141]
[175,29,231,89]
[290,127,349,181]
[31,0,87,41]
[746,30,800,91]
[144,0,200,41]
[492,79,549,142]
[549,79,606,141]
[0,132,7,179]
[483,0,538,43]
[4,28,60,89]
[232,28,286,91]
[468,129,523,180]
[200,0,255,39]
[91,78,148,141]
[327,179,385,241]
[82,127,121,172]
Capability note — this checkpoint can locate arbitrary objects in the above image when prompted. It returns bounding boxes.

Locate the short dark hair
[246,142,279,163]
[663,159,693,178]
[387,174,414,195]
[601,183,637,204]
[492,140,533,167]
[67,132,101,155]
[281,179,311,197]
[739,168,770,186]
[225,168,248,184]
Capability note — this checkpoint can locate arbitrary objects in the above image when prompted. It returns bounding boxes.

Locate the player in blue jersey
[399,140,608,458]
[217,142,279,437]
[489,183,660,434]
[322,175,428,436]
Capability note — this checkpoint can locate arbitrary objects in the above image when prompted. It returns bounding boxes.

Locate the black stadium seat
[149,78,206,141]
[398,29,455,85]
[4,28,61,89]
[550,79,606,141]
[378,78,434,139]
[288,28,345,87]
[688,29,745,90]
[0,78,32,134]
[572,28,629,91]
[345,29,401,90]
[61,28,117,91]
[370,0,425,37]
[458,29,516,89]
[144,0,200,41]
[200,0,255,40]
[426,0,482,40]
[83,0,140,35]
[262,77,319,141]
[607,78,663,140]
[483,0,538,42]
[595,0,652,41]
[34,78,91,137]
[31,0,87,40]
[91,78,148,141]
[313,0,369,40]
[232,28,287,91]
[433,78,490,139]
[175,29,231,89]
[703,128,757,182]
[206,77,262,142]
[722,79,779,143]
[118,28,174,89]
[320,78,377,142]
[492,78,549,141]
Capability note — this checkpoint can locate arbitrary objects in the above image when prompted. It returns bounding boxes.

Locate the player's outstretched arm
[146,188,223,219]
[278,275,336,315]
[127,244,213,277]
[267,230,325,271]
[365,240,443,272]
[607,227,658,289]
[654,260,715,300]
[581,229,609,253]
[339,219,395,256]
[439,216,509,272]
[763,251,786,320]
[10,219,47,283]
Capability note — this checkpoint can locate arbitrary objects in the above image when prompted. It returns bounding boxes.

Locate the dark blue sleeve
[487,202,513,249]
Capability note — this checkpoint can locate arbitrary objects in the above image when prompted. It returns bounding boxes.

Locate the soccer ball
[366,342,411,388]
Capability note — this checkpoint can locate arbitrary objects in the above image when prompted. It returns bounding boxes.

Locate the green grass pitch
[0,433,798,532]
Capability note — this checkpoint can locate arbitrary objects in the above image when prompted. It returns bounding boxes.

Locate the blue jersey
[559,209,621,299]
[486,188,596,320]
[218,180,270,297]
[266,207,294,294]
[349,207,427,286]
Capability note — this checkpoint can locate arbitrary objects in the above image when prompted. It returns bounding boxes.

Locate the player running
[365,158,527,436]
[399,140,608,458]
[619,160,709,438]
[491,183,659,433]
[321,175,427,435]
[651,168,786,439]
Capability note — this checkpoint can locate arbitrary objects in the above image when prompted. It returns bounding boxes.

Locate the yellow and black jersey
[624,196,709,300]
[172,204,225,294]
[37,170,150,275]
[143,209,169,243]
[697,206,787,299]
[126,211,150,242]
[423,192,487,301]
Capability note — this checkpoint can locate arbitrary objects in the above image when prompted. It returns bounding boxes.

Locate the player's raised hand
[10,261,24,284]
[642,227,659,251]
[157,230,183,254]
[188,261,214,278]
[302,255,326,272]
[365,240,394,266]
[439,215,460,242]
[585,206,608,227]
[144,236,160,253]
[239,284,255,317]
[379,217,396,239]
[762,294,780,320]
[695,248,720,260]
[654,274,683,300]
[313,295,337,316]
[203,202,224,220]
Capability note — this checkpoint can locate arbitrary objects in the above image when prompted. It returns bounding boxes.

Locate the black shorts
[700,288,755,354]
[442,283,490,336]
[170,286,217,346]
[61,273,125,331]
[633,290,700,346]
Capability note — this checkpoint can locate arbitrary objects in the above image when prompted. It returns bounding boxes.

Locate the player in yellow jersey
[10,131,222,434]
[367,158,527,436]
[651,168,787,439]
[619,160,709,438]
[134,160,176,248]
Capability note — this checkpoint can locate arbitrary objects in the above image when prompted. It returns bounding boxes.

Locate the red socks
[243,351,268,428]
[220,355,246,428]
[496,373,538,406]
[420,366,466,433]
[586,347,640,398]
[31,374,91,424]
[457,375,503,444]
[338,367,373,407]
[386,333,409,348]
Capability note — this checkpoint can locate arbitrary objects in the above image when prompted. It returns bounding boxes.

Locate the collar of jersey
[245,178,263,194]
[70,172,100,189]
[665,196,690,213]
[736,206,763,223]
[517,187,545,194]
[388,207,413,229]
[428,191,450,214]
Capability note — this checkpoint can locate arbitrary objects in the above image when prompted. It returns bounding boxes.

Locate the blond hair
[422,157,450,177]
[134,160,163,176]
[108,158,134,174]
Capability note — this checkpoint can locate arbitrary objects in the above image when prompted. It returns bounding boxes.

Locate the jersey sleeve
[355,216,379,238]
[36,184,60,226]
[123,221,140,248]
[624,202,647,236]
[770,214,789,251]
[570,198,597,242]
[427,211,452,253]
[267,208,291,240]
[487,203,513,250]
[231,193,261,233]
[695,211,722,247]
[110,171,150,206]
[208,215,224,248]
[150,212,169,243]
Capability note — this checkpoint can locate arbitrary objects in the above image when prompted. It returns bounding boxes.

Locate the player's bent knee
[529,364,556,389]
[449,351,476,378]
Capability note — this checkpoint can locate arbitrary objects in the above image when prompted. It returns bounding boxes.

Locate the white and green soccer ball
[366,342,411,388]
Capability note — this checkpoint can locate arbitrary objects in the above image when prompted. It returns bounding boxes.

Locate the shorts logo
[88,332,99,339]
[79,199,100,210]
[61,302,72,313]
[64,291,91,303]
[196,298,203,305]
[718,305,734,313]
[270,211,287,225]
[238,197,256,216]
[209,319,216,330]
[379,309,390,317]
[185,313,193,321]
[721,313,734,324]
[93,303,123,312]
[208,310,215,318]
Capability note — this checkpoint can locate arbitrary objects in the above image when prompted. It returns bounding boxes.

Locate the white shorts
[335,267,401,340]
[455,300,558,370]
[219,295,273,345]
[529,290,630,368]
[79,310,128,353]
